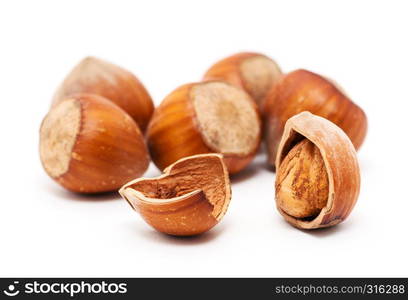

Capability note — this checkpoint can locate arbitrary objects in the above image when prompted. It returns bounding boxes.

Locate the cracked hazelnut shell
[119,154,231,236]
[146,81,261,174]
[40,93,150,193]
[264,69,368,167]
[52,57,154,132]
[275,112,360,229]
[203,52,282,109]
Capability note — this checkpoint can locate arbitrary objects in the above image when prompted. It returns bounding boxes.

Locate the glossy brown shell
[264,69,367,167]
[203,52,282,108]
[203,52,262,89]
[40,94,150,193]
[119,154,231,236]
[53,57,154,132]
[146,82,261,174]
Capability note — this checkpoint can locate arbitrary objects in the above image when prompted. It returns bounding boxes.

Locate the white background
[0,0,407,277]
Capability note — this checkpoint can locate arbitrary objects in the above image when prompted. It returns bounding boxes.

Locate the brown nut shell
[146,81,261,174]
[203,52,282,108]
[40,93,150,193]
[119,154,231,236]
[264,69,367,167]
[52,57,154,132]
[275,112,360,229]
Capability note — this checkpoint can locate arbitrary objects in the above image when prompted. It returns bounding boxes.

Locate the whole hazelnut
[264,69,368,167]
[53,57,154,132]
[146,81,262,174]
[203,52,282,109]
[40,94,150,193]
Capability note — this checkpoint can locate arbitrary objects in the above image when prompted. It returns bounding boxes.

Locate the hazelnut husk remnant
[275,112,360,229]
[119,154,231,236]
[203,52,282,109]
[264,69,367,167]
[53,57,154,132]
[40,93,150,193]
[147,81,261,174]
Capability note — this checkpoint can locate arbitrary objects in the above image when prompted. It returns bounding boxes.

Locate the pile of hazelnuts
[40,53,367,236]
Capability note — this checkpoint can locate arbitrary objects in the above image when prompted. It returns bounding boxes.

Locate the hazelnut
[147,81,261,174]
[119,154,231,236]
[40,94,150,193]
[53,57,154,132]
[276,139,329,219]
[275,112,360,229]
[203,52,282,109]
[264,69,368,167]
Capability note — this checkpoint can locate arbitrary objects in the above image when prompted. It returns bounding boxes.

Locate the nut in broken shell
[275,112,360,229]
[119,154,231,236]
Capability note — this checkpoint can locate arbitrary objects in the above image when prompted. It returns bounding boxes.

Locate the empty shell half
[119,154,231,236]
